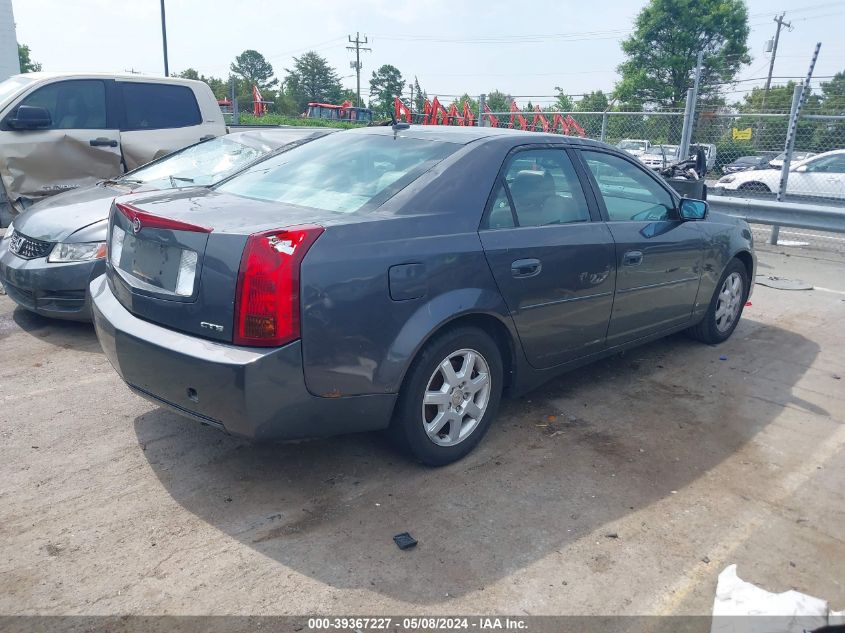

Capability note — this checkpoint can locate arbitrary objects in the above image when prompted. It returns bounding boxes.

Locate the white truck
[0,72,226,225]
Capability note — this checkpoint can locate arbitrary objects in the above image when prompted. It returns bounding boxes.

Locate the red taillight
[233,225,324,347]
[115,202,213,234]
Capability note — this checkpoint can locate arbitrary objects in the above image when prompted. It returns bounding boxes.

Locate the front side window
[15,80,107,130]
[217,132,459,214]
[123,137,266,188]
[805,155,845,173]
[120,82,201,130]
[485,149,590,229]
[582,150,675,222]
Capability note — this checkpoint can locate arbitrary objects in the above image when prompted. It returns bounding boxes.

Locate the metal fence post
[770,83,804,244]
[478,94,486,127]
[600,112,608,142]
[679,88,695,160]
[231,78,239,126]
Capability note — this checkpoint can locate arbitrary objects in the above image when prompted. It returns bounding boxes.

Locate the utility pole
[347,32,371,108]
[160,0,169,77]
[762,13,792,109]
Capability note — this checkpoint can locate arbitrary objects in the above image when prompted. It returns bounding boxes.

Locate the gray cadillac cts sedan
[91,125,755,465]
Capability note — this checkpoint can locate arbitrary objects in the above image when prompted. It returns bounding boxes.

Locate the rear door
[0,78,122,207]
[479,146,617,369]
[117,81,212,170]
[578,149,704,346]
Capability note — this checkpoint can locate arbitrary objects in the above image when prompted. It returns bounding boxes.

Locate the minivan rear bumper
[90,275,396,441]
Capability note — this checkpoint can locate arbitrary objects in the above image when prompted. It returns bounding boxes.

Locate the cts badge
[200,321,224,332]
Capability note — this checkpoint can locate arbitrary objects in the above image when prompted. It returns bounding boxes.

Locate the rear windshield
[217,132,460,214]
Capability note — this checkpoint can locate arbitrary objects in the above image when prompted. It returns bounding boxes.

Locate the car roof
[8,72,207,86]
[224,127,337,150]
[345,124,609,148]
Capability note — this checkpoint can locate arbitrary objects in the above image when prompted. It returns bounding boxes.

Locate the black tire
[688,258,749,344]
[738,182,770,193]
[390,326,504,466]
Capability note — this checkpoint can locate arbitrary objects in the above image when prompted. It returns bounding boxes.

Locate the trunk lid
[106,188,345,343]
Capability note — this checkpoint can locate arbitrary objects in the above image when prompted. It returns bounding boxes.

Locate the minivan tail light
[233,225,324,347]
[115,202,213,234]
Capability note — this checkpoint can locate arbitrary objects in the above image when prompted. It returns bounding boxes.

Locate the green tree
[284,51,343,113]
[412,77,427,113]
[615,0,750,109]
[450,94,478,119]
[230,50,278,94]
[813,71,845,151]
[177,69,227,100]
[18,44,42,73]
[577,90,610,112]
[368,64,405,118]
[552,87,574,112]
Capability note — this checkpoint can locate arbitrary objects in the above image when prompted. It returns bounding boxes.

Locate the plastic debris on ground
[711,564,842,633]
[755,275,813,291]
[393,532,418,550]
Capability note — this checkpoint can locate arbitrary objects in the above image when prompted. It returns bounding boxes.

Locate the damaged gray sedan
[0,128,334,320]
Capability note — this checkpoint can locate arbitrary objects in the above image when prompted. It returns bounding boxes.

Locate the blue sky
[12,0,845,106]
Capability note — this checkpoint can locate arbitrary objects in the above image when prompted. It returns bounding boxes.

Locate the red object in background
[463,101,475,127]
[429,97,449,125]
[566,114,586,137]
[394,97,412,123]
[509,101,528,131]
[483,103,499,127]
[447,103,464,126]
[252,85,266,117]
[532,105,550,133]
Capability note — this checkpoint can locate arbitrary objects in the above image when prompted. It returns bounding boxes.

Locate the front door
[479,147,617,369]
[788,153,845,201]
[0,79,122,209]
[579,149,704,347]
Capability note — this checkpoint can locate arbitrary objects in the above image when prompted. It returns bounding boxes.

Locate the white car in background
[769,150,817,170]
[640,144,679,170]
[714,149,845,200]
[617,139,651,157]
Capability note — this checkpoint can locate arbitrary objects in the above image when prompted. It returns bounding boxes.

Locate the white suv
[0,72,226,222]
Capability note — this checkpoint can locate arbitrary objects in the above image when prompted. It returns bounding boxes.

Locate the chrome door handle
[623,250,643,266]
[511,258,542,278]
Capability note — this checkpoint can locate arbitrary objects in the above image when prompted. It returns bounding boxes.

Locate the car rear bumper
[90,275,397,441]
[0,245,100,321]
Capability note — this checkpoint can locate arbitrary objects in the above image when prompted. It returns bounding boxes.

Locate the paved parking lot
[1,249,843,616]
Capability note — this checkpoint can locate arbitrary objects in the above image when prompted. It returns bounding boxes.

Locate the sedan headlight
[47,241,107,263]
[718,175,736,184]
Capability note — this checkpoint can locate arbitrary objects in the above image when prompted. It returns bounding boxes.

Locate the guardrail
[707,196,845,244]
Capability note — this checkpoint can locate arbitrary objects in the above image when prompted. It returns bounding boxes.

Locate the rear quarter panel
[299,137,519,398]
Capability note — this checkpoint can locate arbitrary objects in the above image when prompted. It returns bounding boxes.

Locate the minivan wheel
[391,327,503,466]
[688,259,749,344]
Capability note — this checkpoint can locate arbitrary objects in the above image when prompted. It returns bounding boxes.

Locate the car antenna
[391,112,410,138]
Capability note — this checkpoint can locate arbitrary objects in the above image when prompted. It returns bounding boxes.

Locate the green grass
[236,113,359,129]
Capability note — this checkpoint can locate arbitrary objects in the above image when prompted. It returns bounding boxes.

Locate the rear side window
[15,79,107,130]
[119,82,201,130]
[217,133,460,214]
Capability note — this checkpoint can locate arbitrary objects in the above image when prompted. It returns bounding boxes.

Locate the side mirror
[679,198,707,221]
[8,105,52,130]
[794,164,808,173]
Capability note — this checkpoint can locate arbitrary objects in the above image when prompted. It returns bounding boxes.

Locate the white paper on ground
[711,564,829,633]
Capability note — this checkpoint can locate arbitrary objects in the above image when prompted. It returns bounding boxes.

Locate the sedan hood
[12,182,149,243]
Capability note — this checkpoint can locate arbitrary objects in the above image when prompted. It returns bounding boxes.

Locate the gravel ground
[0,249,843,616]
